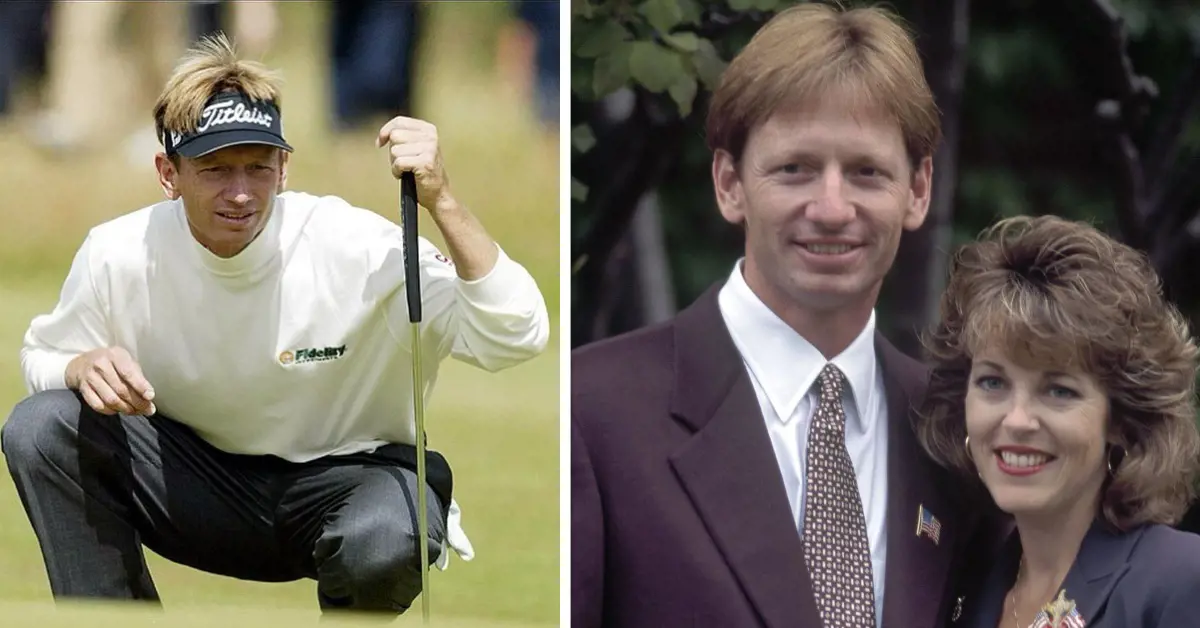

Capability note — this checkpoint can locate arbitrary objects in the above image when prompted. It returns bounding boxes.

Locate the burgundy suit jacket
[571,285,1006,627]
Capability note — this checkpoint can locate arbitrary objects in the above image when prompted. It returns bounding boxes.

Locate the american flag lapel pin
[916,504,942,545]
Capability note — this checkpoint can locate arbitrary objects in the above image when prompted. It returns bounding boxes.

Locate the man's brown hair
[705,2,940,168]
[917,215,1200,529]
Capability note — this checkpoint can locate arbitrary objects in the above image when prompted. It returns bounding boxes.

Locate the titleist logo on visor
[198,100,274,132]
[163,91,291,157]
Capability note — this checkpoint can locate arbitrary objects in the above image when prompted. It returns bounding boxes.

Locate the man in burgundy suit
[572,4,1006,627]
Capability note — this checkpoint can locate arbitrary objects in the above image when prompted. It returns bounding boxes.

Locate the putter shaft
[411,321,430,623]
[399,175,430,624]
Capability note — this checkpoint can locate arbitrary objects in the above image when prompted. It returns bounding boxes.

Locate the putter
[399,171,431,624]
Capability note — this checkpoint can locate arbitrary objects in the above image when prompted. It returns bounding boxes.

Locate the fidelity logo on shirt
[279,345,347,365]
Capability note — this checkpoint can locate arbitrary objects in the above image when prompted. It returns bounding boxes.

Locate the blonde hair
[705,2,940,167]
[917,215,1200,530]
[153,32,283,146]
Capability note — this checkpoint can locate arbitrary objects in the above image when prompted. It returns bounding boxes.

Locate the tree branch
[1076,0,1165,246]
[887,0,971,357]
[1079,0,1159,117]
[1149,206,1200,276]
[573,90,686,276]
[1144,54,1200,207]
[693,9,771,41]
[1096,100,1150,247]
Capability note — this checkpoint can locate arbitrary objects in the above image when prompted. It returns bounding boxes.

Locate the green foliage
[571,124,597,153]
[572,178,590,203]
[571,0,733,109]
[640,0,685,33]
[628,40,684,92]
[570,0,749,199]
[728,0,782,10]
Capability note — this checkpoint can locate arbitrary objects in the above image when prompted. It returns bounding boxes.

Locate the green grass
[0,600,552,627]
[0,3,559,626]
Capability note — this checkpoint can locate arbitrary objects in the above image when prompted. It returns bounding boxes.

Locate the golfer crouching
[1,33,549,615]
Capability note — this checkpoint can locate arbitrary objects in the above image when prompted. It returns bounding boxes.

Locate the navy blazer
[953,519,1200,627]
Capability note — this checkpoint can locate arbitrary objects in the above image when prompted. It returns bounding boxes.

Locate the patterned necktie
[802,364,876,628]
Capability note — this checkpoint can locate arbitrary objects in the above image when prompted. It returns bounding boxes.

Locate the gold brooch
[1031,589,1086,628]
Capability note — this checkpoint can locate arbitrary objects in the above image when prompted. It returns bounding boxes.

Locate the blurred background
[0,1,559,626]
[571,0,1200,531]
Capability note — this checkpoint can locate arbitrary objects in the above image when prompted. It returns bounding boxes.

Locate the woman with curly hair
[916,215,1200,627]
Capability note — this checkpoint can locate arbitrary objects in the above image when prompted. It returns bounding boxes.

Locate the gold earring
[965,435,983,479]
[1107,444,1124,477]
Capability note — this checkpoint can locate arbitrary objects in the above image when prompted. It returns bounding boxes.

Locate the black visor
[163,91,293,158]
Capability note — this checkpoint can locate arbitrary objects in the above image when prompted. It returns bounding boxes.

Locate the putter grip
[401,172,422,323]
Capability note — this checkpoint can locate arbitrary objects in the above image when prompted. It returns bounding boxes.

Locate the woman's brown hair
[917,215,1200,529]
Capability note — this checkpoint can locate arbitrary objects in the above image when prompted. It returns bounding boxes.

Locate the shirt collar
[178,193,283,277]
[718,260,878,428]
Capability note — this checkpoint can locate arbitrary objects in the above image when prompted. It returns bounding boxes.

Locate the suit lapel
[668,286,819,628]
[1054,520,1137,625]
[877,337,966,628]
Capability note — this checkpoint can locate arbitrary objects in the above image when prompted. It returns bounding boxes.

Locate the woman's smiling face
[964,347,1111,522]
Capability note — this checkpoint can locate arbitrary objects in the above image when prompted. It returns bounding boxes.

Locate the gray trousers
[1,389,446,615]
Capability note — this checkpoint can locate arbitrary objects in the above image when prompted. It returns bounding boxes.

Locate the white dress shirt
[718,261,890,625]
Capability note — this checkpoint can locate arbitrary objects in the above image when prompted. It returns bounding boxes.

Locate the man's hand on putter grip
[65,347,157,417]
[377,116,455,212]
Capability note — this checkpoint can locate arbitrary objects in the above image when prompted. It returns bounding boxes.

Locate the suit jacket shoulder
[875,334,929,385]
[1128,523,1200,578]
[1119,524,1200,622]
[572,318,675,405]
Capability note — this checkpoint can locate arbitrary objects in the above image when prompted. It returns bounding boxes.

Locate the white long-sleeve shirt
[20,190,551,567]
